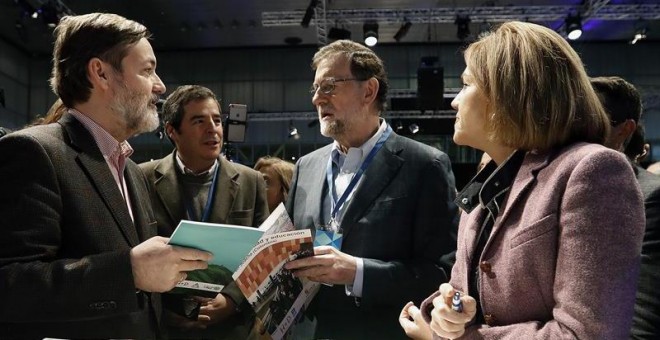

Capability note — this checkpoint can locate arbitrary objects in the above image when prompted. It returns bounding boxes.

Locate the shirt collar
[175,152,218,176]
[68,108,133,160]
[456,150,526,214]
[330,118,387,170]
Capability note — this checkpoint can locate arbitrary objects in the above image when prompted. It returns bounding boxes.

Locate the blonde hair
[254,156,295,200]
[465,21,609,151]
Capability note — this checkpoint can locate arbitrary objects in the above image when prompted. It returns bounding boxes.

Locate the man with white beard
[284,40,459,339]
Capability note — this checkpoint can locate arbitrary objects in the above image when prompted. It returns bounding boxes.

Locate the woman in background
[400,21,644,339]
[254,156,295,213]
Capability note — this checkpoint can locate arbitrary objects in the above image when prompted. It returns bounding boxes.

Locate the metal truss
[247,110,456,122]
[313,0,328,45]
[262,4,660,27]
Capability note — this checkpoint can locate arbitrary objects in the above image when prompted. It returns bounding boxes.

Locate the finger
[285,255,325,270]
[178,259,209,272]
[174,246,213,261]
[152,236,170,244]
[432,294,447,310]
[292,265,328,279]
[437,317,464,333]
[408,304,422,321]
[313,246,335,255]
[439,283,456,299]
[399,301,414,319]
[399,316,415,332]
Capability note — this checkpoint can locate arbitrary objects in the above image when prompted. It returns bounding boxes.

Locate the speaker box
[417,67,444,111]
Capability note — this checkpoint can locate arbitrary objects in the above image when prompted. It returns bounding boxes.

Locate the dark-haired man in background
[592,76,660,339]
[140,84,268,339]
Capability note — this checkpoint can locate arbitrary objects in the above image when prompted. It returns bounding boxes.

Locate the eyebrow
[145,58,156,68]
[188,113,221,121]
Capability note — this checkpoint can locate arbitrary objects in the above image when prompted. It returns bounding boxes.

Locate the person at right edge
[284,39,459,339]
[590,76,660,340]
[399,21,644,339]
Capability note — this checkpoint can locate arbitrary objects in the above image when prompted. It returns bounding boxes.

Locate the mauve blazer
[422,142,645,339]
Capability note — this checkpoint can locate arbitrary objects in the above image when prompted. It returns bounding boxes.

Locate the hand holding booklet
[168,203,319,340]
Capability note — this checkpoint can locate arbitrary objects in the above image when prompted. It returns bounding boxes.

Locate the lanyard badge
[314,219,343,249]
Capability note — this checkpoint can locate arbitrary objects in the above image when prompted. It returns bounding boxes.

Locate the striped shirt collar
[68,108,134,161]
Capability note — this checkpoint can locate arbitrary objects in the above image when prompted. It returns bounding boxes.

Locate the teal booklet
[168,220,265,297]
[168,204,318,340]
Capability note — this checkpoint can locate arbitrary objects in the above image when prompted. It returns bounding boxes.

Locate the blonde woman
[254,156,295,213]
[400,21,644,339]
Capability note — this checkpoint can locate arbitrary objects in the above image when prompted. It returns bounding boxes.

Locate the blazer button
[479,261,492,273]
[484,313,496,326]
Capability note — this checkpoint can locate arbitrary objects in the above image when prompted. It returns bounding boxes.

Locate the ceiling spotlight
[565,14,582,40]
[394,20,412,42]
[363,21,379,47]
[395,121,404,131]
[301,0,318,28]
[409,123,420,134]
[455,15,471,41]
[289,123,300,140]
[631,20,649,45]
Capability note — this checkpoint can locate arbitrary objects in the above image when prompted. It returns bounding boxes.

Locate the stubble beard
[111,81,159,136]
[320,119,346,140]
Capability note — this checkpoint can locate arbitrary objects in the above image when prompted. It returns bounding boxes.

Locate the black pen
[451,291,463,313]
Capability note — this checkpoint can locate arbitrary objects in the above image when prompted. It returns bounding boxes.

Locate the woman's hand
[429,283,477,339]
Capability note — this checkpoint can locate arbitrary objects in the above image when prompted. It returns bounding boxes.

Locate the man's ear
[620,119,637,138]
[87,58,110,89]
[165,123,178,145]
[615,119,637,151]
[363,77,379,106]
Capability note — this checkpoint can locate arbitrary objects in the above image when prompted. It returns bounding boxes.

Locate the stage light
[409,123,419,134]
[363,21,378,47]
[289,122,300,140]
[455,15,471,41]
[395,121,403,131]
[565,14,582,40]
[394,20,412,42]
[301,0,318,28]
[631,20,648,45]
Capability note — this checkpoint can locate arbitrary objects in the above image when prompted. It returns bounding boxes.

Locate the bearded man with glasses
[284,39,459,339]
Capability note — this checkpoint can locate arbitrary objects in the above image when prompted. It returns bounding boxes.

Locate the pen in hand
[451,291,463,313]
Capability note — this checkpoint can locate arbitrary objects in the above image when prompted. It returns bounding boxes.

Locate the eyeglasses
[309,77,365,96]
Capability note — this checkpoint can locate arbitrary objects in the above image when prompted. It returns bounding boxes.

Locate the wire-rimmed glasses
[309,77,366,96]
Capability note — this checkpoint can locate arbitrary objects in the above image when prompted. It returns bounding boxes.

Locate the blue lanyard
[184,164,220,222]
[326,124,392,222]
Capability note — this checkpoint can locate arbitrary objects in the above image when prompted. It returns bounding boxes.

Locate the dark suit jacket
[631,165,660,339]
[140,151,268,338]
[422,143,645,339]
[0,114,160,339]
[286,132,458,340]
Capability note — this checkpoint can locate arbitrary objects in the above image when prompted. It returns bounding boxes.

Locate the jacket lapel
[125,162,156,242]
[61,114,140,246]
[485,151,553,246]
[340,134,403,239]
[211,157,239,224]
[153,151,185,227]
[311,147,333,229]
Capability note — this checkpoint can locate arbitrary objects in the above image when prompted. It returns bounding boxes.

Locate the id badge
[314,220,343,249]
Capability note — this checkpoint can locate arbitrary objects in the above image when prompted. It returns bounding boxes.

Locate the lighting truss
[262,4,660,27]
